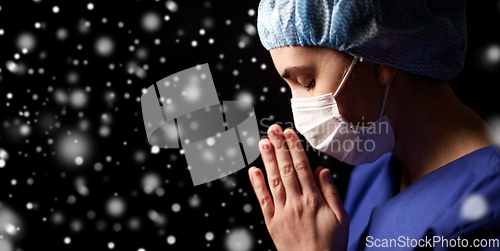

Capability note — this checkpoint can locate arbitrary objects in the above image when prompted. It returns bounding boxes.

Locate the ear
[374,64,398,86]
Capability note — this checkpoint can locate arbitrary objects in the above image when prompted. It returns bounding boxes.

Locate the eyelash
[304,80,315,91]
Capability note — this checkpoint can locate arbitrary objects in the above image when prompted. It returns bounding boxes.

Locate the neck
[387,74,495,192]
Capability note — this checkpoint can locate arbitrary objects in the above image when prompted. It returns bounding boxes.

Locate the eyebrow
[281,66,310,79]
[281,65,312,79]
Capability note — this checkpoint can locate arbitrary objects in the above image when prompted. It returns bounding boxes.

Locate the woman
[249,0,500,250]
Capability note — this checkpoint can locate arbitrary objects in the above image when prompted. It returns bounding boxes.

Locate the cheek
[319,75,343,96]
[336,81,379,124]
[319,83,338,97]
[336,95,357,122]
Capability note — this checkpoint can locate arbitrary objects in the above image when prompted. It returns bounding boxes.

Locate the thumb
[319,169,346,223]
[313,166,324,187]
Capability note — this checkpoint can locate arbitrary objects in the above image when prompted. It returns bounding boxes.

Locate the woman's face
[269,45,390,125]
[269,45,353,98]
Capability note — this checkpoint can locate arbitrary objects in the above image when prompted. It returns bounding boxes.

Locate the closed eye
[303,80,315,91]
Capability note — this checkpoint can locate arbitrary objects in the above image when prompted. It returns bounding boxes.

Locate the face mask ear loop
[333,57,358,99]
[378,82,391,118]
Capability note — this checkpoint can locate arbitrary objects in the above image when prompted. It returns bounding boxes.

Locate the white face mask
[290,57,395,165]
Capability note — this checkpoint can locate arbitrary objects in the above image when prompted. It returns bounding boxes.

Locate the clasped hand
[249,124,349,251]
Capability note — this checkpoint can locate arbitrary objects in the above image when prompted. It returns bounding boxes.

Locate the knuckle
[280,164,294,177]
[274,141,283,149]
[291,202,303,216]
[293,161,308,173]
[270,178,282,191]
[305,194,319,210]
[265,158,275,166]
[255,182,266,192]
[260,197,271,210]
[324,188,338,197]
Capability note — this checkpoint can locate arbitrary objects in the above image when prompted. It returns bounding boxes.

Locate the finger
[282,128,320,195]
[314,166,328,204]
[268,124,302,197]
[259,138,286,207]
[314,166,324,187]
[249,166,275,221]
[319,168,347,224]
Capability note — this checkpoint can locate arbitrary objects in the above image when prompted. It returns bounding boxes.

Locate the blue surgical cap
[257,0,467,81]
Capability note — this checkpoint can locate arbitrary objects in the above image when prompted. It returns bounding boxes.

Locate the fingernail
[260,142,270,151]
[252,170,261,184]
[284,132,291,140]
[272,125,281,135]
[323,169,332,181]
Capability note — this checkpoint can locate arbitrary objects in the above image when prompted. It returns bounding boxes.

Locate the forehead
[269,46,349,74]
[270,46,318,65]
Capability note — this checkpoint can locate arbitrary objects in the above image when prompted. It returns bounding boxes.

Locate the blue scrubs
[344,144,500,250]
